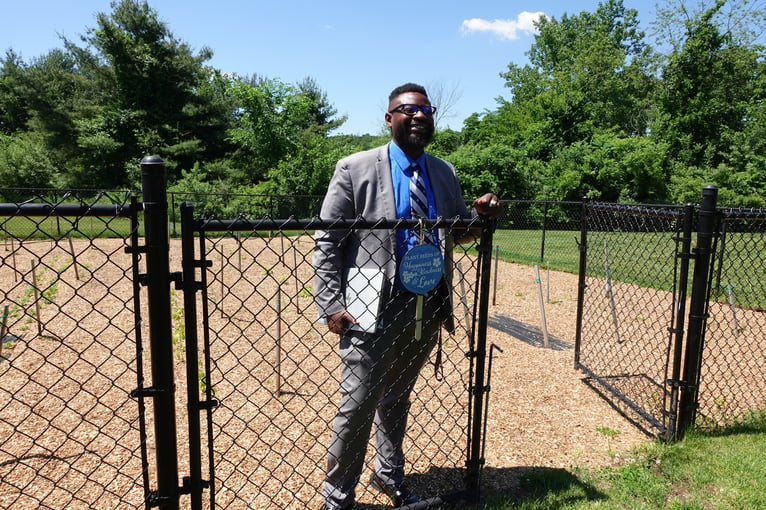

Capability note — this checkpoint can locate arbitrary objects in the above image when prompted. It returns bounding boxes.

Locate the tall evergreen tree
[65,0,231,185]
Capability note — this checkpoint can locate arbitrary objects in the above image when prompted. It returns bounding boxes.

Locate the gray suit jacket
[313,144,474,325]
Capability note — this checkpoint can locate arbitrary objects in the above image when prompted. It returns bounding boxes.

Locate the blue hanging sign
[399,244,444,294]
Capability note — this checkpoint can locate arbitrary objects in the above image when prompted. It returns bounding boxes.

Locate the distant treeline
[1,0,765,210]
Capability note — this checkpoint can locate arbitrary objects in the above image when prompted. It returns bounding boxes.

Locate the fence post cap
[140,155,165,166]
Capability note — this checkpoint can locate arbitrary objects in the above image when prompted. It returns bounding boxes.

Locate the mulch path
[0,237,653,509]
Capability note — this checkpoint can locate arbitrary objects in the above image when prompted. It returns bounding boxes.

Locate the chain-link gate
[699,206,766,427]
[574,201,690,438]
[575,186,766,439]
[0,191,148,508]
[176,213,497,507]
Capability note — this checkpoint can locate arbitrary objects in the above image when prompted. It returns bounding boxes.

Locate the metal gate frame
[574,185,719,440]
[171,196,496,505]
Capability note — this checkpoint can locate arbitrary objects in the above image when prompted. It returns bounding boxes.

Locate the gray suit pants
[322,291,441,508]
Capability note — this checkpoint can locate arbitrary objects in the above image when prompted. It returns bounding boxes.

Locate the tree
[446,142,534,200]
[459,0,659,202]
[0,48,102,186]
[654,0,766,169]
[653,0,766,51]
[226,77,298,184]
[0,51,31,134]
[424,80,463,128]
[62,0,230,185]
[295,76,347,136]
[226,75,345,186]
[501,0,655,146]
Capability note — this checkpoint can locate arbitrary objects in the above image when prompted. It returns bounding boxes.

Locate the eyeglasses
[389,104,437,117]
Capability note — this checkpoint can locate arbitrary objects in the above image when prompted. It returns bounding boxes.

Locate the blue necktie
[409,163,431,244]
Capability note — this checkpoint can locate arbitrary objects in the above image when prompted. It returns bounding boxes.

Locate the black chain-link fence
[700,207,766,427]
[2,177,764,509]
[0,190,147,509]
[575,190,766,438]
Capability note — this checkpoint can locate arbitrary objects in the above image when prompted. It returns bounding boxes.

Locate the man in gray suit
[314,83,501,509]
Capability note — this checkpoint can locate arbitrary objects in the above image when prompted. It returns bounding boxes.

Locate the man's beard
[393,122,433,152]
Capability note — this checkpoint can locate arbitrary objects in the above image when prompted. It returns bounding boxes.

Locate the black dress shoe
[369,473,419,507]
[319,504,354,510]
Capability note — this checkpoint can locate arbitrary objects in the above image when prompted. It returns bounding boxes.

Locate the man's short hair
[389,83,428,102]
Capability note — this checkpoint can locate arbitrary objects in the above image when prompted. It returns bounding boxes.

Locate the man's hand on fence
[473,193,502,219]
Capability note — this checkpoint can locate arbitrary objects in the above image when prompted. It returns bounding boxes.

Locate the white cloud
[460,11,546,40]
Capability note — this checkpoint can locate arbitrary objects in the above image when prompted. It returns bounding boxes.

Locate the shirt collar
[389,141,426,174]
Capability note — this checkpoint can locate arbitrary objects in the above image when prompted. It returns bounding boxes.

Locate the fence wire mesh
[0,190,147,509]
[3,185,763,509]
[576,203,687,436]
[576,201,766,436]
[492,200,582,274]
[182,217,485,509]
[699,208,766,427]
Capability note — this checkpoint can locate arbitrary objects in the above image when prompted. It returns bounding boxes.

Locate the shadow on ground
[488,313,573,351]
[354,465,606,509]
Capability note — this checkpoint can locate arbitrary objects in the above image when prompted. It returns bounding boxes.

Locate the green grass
[493,229,583,273]
[492,229,680,284]
[474,413,766,510]
[0,215,136,240]
[492,229,766,309]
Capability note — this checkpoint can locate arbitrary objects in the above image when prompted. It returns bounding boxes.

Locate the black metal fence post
[677,185,718,438]
[465,219,495,504]
[180,201,205,509]
[141,155,180,509]
[668,204,695,440]
[574,197,589,367]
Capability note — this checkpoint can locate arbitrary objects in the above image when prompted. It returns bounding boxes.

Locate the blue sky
[0,0,658,135]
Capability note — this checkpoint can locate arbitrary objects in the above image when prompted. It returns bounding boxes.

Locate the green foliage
[456,0,765,207]
[653,1,766,170]
[258,135,345,196]
[82,0,224,182]
[226,75,346,187]
[0,132,56,188]
[447,142,532,200]
[1,0,765,207]
[0,51,31,134]
[502,0,653,141]
[461,0,664,204]
[669,162,766,208]
[546,132,669,202]
[428,128,463,156]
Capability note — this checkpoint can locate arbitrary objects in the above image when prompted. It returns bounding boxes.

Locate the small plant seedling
[597,426,621,457]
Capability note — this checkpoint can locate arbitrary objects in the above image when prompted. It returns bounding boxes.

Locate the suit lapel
[375,145,397,221]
